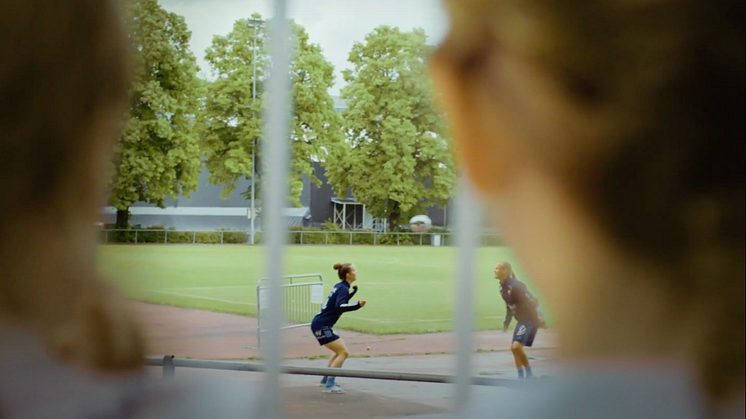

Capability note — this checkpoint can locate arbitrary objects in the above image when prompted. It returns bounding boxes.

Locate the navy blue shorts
[513,323,538,347]
[311,325,340,346]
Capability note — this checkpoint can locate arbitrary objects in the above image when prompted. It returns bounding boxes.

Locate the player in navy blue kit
[311,263,366,394]
[496,261,545,379]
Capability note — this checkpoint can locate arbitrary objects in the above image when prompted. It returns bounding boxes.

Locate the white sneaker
[323,385,346,394]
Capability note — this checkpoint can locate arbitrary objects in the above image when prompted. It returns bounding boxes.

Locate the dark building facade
[308,161,452,230]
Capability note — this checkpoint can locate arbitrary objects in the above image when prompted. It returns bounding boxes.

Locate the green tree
[202,15,343,205]
[327,26,456,228]
[110,0,204,227]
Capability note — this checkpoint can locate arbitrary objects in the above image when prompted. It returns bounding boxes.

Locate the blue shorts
[513,323,538,347]
[311,325,340,346]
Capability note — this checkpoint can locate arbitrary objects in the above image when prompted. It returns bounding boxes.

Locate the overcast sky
[159,0,450,95]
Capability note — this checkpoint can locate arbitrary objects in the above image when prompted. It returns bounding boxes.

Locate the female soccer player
[311,263,366,394]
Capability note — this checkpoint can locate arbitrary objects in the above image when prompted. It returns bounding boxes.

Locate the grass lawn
[98,245,551,335]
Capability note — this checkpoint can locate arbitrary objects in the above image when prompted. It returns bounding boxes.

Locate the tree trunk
[389,203,401,231]
[116,208,130,229]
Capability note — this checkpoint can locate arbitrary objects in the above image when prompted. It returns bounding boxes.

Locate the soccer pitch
[98,245,550,335]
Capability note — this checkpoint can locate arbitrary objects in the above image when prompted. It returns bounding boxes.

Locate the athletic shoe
[323,385,346,394]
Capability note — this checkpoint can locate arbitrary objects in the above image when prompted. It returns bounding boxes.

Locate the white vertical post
[248,17,262,245]
[261,1,291,418]
[453,177,482,414]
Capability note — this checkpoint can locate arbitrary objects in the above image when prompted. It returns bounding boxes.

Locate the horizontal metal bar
[144,357,537,388]
[257,274,322,286]
[259,282,322,290]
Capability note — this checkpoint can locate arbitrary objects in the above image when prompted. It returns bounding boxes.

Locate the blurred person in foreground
[0,1,260,417]
[430,0,744,418]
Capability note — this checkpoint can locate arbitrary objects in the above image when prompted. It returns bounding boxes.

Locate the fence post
[397,233,400,246]
[420,234,423,246]
[221,231,224,244]
[105,230,109,244]
[256,284,262,348]
[163,355,175,379]
[349,232,353,245]
[165,230,168,244]
[135,230,138,244]
[300,232,304,245]
[325,232,328,245]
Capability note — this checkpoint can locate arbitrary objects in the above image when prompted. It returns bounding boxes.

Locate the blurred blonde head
[0,0,143,371]
[432,0,744,405]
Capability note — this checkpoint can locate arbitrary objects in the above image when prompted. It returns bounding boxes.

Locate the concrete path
[135,301,561,419]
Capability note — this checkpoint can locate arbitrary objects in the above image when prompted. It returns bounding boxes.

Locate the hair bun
[333,263,343,270]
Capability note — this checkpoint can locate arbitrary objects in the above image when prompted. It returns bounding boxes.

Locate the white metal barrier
[256,274,324,348]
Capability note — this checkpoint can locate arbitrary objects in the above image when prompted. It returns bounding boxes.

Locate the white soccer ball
[409,215,432,233]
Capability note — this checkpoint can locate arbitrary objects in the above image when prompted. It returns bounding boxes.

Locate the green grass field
[98,245,551,335]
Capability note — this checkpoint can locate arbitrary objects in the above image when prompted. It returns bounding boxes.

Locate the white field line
[288,255,402,265]
[145,290,506,325]
[148,289,256,306]
[170,281,445,291]
[169,285,255,290]
[343,315,504,324]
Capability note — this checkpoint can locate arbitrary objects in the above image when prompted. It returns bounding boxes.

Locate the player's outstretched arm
[339,301,363,312]
[336,288,363,312]
[503,304,513,332]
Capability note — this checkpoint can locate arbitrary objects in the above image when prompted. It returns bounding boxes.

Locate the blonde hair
[439,0,744,401]
[1,0,143,371]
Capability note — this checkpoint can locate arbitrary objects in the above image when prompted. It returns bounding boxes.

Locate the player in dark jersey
[495,261,545,379]
[311,263,366,394]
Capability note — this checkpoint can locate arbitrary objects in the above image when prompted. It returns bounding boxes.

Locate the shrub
[352,232,374,245]
[196,232,222,244]
[109,230,135,243]
[416,234,432,246]
[295,228,327,245]
[166,230,193,244]
[222,230,248,244]
[135,226,166,243]
[376,233,401,245]
[321,221,341,231]
[328,231,350,245]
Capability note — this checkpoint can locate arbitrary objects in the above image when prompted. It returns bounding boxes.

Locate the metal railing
[256,274,324,347]
[290,231,456,246]
[145,355,538,389]
[98,229,505,247]
[99,229,249,244]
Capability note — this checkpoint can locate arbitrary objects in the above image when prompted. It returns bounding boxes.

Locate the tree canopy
[202,15,343,205]
[110,0,204,225]
[326,26,456,226]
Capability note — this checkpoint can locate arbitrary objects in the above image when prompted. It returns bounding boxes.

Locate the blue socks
[320,376,328,385]
[518,369,525,379]
[324,377,336,389]
[525,367,533,378]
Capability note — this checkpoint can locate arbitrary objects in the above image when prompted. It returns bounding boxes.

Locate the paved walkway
[135,301,561,419]
[150,351,559,419]
[135,302,559,359]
